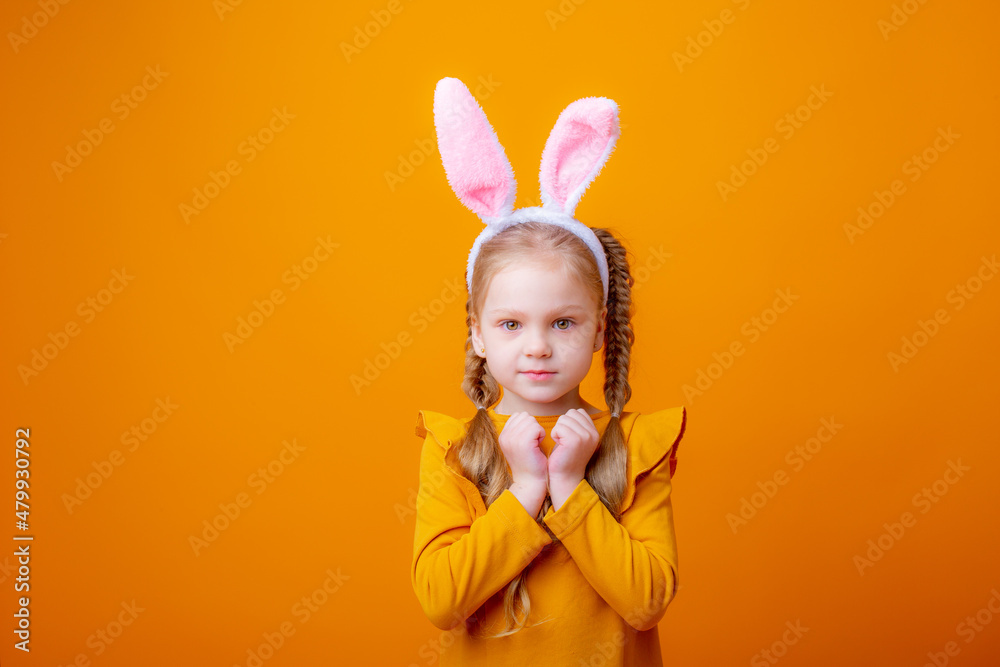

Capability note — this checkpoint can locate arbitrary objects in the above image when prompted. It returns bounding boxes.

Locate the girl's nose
[523,328,551,356]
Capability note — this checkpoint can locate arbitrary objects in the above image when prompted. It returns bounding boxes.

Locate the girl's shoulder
[616,406,687,514]
[625,406,687,481]
[414,409,469,453]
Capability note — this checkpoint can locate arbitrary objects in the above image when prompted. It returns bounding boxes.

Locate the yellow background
[2,0,998,665]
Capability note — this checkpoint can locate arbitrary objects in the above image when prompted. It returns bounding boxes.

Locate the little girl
[411,77,687,666]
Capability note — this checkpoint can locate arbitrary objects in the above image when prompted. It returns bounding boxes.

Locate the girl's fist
[497,412,549,487]
[548,409,600,482]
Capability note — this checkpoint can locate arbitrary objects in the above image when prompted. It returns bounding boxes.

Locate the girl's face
[471,257,607,416]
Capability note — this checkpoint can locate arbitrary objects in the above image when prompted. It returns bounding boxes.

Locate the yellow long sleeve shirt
[411,406,687,666]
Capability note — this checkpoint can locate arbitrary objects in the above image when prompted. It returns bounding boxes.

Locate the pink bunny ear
[539,97,620,216]
[433,77,516,220]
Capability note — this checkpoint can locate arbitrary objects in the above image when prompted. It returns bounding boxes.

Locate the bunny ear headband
[433,77,621,306]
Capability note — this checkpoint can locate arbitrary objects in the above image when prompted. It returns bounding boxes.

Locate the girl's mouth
[522,371,556,381]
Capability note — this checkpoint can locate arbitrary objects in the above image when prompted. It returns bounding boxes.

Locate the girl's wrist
[548,472,584,490]
[509,481,546,516]
[548,475,583,513]
[511,474,547,491]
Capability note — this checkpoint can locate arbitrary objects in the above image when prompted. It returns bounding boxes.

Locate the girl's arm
[540,413,683,632]
[411,430,552,631]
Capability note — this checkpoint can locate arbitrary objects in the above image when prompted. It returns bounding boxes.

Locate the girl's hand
[498,412,549,489]
[547,409,601,484]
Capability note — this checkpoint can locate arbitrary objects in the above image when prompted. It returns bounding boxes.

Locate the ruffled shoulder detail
[621,406,687,513]
[415,410,485,513]
[414,409,468,450]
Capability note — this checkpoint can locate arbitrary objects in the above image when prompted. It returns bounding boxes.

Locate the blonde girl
[411,77,687,666]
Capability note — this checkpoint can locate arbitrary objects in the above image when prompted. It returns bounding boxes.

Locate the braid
[594,227,635,416]
[586,227,636,523]
[460,292,506,505]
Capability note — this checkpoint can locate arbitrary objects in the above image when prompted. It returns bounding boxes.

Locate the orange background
[2,0,999,665]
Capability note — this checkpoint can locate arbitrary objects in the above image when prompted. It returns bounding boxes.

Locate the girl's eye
[499,319,574,331]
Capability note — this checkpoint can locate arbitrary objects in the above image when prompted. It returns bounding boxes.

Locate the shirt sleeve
[411,428,554,631]
[540,427,681,632]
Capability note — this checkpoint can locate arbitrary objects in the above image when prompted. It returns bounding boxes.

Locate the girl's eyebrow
[488,305,587,318]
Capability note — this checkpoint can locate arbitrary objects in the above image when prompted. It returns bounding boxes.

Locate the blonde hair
[455,220,636,638]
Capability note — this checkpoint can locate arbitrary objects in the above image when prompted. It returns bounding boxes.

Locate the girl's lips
[522,371,555,381]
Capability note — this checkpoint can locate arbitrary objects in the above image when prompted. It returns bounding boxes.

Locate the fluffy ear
[433,77,516,220]
[539,96,620,216]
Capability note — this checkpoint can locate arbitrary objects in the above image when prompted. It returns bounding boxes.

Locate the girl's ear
[538,97,620,217]
[434,77,517,220]
[470,317,484,357]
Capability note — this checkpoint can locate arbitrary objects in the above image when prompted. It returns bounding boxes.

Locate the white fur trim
[466,206,609,305]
